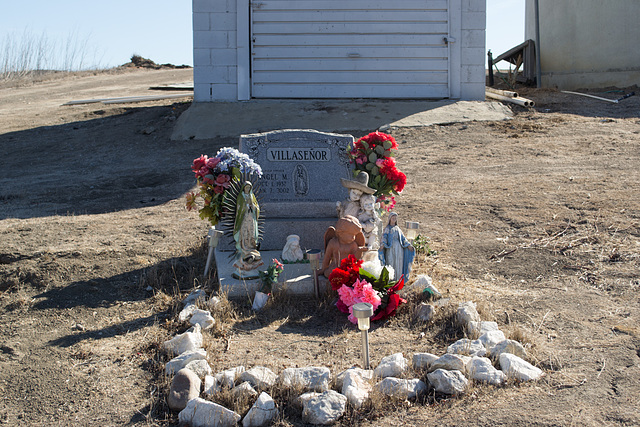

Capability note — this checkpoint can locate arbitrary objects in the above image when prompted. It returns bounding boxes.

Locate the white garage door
[250,0,453,98]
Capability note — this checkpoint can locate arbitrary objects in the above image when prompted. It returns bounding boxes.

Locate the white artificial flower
[386,265,395,281]
[361,259,383,279]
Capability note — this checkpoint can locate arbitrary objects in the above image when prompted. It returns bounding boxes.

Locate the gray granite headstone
[239,129,353,251]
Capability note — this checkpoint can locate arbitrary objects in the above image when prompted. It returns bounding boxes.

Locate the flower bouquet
[186,148,263,226]
[253,259,284,310]
[348,132,407,212]
[329,254,406,324]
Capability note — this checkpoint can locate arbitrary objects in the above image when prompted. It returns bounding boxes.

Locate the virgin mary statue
[380,212,415,280]
[232,181,262,273]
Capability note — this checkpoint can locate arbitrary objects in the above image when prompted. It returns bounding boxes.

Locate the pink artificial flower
[192,155,207,172]
[273,258,284,269]
[347,312,358,324]
[337,285,356,307]
[375,158,385,167]
[197,166,210,179]
[216,174,231,187]
[360,285,382,309]
[355,155,367,165]
[206,157,221,169]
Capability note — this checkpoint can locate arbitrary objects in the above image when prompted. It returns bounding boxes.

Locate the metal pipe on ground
[485,91,535,108]
[486,87,519,98]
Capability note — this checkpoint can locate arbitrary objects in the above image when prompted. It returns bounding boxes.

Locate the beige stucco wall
[525,0,640,89]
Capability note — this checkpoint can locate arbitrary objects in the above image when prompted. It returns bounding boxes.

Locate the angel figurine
[321,215,367,278]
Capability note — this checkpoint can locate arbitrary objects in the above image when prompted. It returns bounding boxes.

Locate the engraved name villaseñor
[267,148,331,162]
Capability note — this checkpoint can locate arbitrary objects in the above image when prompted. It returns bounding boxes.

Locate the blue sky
[0,1,524,69]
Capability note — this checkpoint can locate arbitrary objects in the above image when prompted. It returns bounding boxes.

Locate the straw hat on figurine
[340,171,376,195]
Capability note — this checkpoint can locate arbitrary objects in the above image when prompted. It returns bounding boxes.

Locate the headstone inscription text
[240,130,352,205]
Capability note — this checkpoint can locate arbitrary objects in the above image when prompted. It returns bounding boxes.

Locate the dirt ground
[0,69,638,426]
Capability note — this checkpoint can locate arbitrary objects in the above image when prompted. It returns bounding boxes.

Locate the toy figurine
[336,171,376,218]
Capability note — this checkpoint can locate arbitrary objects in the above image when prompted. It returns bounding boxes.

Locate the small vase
[252,291,270,310]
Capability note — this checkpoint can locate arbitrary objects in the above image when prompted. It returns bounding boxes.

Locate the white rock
[203,375,219,396]
[243,392,278,427]
[456,301,480,326]
[190,309,215,330]
[185,359,212,379]
[215,366,246,389]
[302,390,347,425]
[412,353,439,371]
[335,368,372,390]
[478,330,507,351]
[297,392,321,407]
[280,366,331,392]
[467,356,506,386]
[415,303,436,322]
[252,291,270,311]
[489,339,528,359]
[413,275,441,297]
[183,289,207,307]
[447,338,487,357]
[427,369,468,395]
[468,321,500,337]
[178,397,241,427]
[429,353,471,374]
[499,353,544,381]
[375,377,427,400]
[240,367,278,389]
[208,295,222,309]
[342,370,371,408]
[178,303,197,322]
[374,353,408,378]
[165,349,207,375]
[163,324,203,357]
[233,381,258,399]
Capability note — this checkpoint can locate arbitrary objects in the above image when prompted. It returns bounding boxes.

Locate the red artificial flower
[357,132,398,150]
[340,254,363,271]
[329,268,351,291]
[389,276,405,293]
[393,171,407,193]
[371,293,407,321]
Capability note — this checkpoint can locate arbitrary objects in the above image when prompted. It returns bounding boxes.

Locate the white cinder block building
[192,0,486,101]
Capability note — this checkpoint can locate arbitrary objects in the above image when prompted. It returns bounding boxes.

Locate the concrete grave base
[214,249,328,298]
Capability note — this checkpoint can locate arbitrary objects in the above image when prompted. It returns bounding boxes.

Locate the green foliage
[413,234,437,256]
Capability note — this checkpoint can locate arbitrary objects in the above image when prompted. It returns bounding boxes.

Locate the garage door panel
[252,46,448,59]
[253,22,449,37]
[253,22,449,35]
[255,34,447,47]
[253,83,450,99]
[253,71,448,84]
[251,0,450,98]
[256,0,448,11]
[253,58,449,72]
[253,10,448,22]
